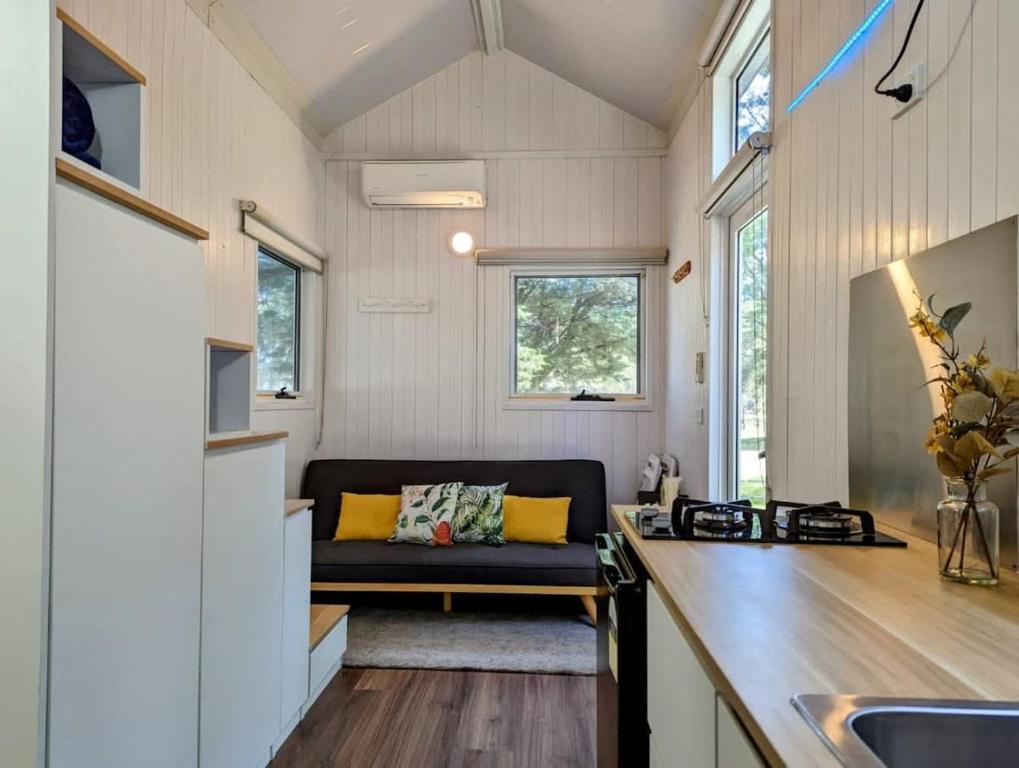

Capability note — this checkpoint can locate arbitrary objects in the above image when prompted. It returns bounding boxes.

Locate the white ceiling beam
[469,0,504,55]
[183,0,326,148]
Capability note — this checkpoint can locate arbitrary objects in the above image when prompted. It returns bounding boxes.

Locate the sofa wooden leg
[580,595,597,624]
[443,592,452,613]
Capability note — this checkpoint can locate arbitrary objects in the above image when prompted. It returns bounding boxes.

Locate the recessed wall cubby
[207,339,253,436]
[58,9,144,191]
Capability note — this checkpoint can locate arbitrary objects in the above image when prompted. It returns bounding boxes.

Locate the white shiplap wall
[321,50,669,507]
[57,0,324,495]
[663,82,713,500]
[665,0,1019,502]
[57,0,323,346]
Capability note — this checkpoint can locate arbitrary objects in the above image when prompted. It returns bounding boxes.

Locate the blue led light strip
[786,0,894,112]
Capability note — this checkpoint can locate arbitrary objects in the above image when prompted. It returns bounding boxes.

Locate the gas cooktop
[632,497,908,547]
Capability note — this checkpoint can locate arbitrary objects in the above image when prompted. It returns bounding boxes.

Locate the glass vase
[937,480,999,586]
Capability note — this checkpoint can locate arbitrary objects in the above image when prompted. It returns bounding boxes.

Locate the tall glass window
[733,208,768,505]
[256,247,301,392]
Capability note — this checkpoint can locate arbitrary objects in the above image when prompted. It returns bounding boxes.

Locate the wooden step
[310,605,349,651]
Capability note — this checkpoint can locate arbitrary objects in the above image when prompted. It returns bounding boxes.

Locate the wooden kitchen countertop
[612,505,1019,767]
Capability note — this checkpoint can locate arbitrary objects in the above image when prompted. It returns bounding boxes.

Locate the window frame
[504,266,651,411]
[255,244,303,398]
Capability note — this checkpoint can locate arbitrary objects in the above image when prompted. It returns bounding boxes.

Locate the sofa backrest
[302,459,607,544]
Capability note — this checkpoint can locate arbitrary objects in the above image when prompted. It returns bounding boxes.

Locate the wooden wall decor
[672,260,692,284]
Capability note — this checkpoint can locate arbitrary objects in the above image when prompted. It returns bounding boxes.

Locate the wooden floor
[271,667,596,768]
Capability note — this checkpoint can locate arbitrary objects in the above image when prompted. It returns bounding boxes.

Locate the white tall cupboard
[48,181,205,768]
[201,441,286,768]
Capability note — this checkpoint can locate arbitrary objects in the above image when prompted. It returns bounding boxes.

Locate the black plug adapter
[886,83,914,103]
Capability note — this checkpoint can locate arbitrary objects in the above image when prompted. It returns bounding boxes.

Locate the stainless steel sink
[792,694,1019,767]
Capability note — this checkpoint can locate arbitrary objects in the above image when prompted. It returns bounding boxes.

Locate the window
[256,247,301,393]
[512,271,643,397]
[729,203,768,505]
[709,0,771,177]
[733,31,771,152]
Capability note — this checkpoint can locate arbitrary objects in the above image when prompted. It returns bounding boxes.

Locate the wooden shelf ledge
[285,499,315,517]
[57,8,146,85]
[56,159,209,241]
[205,430,288,451]
[206,337,253,352]
[310,605,349,651]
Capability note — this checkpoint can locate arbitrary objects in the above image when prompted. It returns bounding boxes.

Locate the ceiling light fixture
[449,231,475,256]
[350,42,371,55]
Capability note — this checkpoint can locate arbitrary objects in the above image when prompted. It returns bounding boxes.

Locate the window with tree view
[514,273,642,396]
[734,209,768,506]
[257,248,300,393]
[734,31,770,152]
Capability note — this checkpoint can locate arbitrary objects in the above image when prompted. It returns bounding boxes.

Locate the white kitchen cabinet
[48,182,205,768]
[646,580,717,768]
[277,504,312,751]
[716,697,764,768]
[201,441,286,768]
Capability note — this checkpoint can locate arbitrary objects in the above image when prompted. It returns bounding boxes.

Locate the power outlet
[892,62,926,120]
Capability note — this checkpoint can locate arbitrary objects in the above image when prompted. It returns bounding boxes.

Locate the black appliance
[633,497,908,548]
[596,532,648,768]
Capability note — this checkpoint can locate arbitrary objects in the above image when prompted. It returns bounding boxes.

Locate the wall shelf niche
[206,338,253,437]
[58,8,144,191]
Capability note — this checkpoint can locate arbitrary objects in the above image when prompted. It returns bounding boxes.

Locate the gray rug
[343,608,596,675]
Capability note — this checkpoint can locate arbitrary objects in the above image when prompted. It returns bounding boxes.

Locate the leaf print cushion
[453,483,508,545]
[390,483,463,546]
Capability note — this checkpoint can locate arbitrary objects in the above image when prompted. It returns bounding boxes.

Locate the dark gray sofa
[301,459,607,614]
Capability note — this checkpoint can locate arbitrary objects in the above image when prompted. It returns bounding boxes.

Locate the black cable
[874,0,928,102]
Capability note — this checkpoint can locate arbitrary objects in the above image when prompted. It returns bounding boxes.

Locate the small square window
[256,247,301,393]
[734,31,771,152]
[512,272,643,396]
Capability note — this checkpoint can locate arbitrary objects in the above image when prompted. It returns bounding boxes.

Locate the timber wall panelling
[56,0,324,347]
[322,49,668,508]
[664,0,1019,503]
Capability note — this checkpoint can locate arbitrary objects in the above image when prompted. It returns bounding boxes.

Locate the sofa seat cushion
[311,540,598,587]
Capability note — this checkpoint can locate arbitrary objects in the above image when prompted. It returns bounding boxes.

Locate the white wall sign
[358,297,431,313]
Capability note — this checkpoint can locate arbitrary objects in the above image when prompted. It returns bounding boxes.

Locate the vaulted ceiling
[231,0,714,136]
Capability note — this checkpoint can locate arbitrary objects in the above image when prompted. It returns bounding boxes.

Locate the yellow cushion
[333,493,401,541]
[503,495,570,544]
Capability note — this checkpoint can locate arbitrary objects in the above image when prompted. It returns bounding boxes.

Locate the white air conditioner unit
[361,160,486,208]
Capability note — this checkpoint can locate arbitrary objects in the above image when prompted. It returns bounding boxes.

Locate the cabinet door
[279,507,311,739]
[646,581,717,768]
[201,443,285,768]
[49,183,204,768]
[716,697,763,768]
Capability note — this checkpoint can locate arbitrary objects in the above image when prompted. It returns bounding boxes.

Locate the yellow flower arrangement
[909,295,1019,484]
[911,295,1015,584]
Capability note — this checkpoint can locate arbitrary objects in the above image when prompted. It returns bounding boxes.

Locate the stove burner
[776,501,876,539]
[692,506,748,533]
[796,509,860,536]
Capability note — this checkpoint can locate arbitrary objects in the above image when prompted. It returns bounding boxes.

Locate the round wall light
[449,230,475,256]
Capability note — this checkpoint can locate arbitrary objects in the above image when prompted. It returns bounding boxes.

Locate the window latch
[570,389,615,402]
[274,387,297,400]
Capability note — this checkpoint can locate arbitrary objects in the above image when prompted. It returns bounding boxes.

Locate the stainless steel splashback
[848,217,1019,570]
